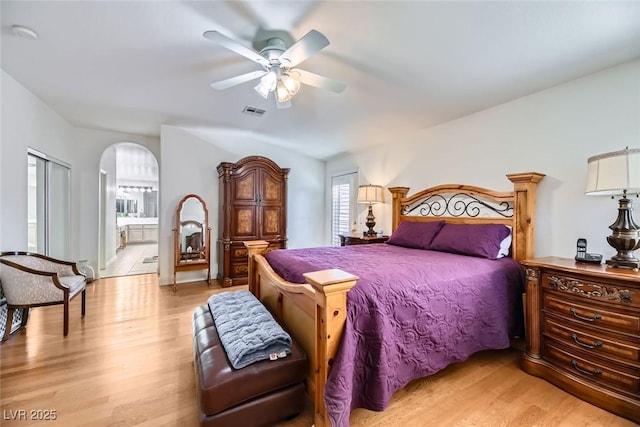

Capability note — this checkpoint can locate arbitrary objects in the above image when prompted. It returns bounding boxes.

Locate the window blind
[330,172,358,246]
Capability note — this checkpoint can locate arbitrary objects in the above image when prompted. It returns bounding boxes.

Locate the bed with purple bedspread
[265,243,523,427]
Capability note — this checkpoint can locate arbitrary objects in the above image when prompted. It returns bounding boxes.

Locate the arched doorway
[98,142,159,278]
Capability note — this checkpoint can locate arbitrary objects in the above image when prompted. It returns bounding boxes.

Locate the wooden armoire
[217,156,289,287]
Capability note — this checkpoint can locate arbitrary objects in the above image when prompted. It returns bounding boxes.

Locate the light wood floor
[99,242,158,278]
[0,274,636,427]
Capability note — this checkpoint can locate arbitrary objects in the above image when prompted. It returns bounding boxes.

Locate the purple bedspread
[265,244,523,427]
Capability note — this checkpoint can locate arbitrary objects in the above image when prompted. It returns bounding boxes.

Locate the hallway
[100,242,158,278]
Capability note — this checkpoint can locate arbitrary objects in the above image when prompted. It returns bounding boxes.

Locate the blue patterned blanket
[207,290,291,369]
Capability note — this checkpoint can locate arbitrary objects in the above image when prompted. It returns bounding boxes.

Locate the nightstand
[520,256,640,424]
[339,234,389,246]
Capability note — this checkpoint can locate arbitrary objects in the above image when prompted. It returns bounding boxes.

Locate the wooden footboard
[245,241,357,427]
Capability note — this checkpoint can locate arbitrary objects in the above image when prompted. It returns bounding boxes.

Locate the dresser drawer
[230,261,249,277]
[231,246,248,259]
[543,340,640,396]
[542,272,639,309]
[544,292,640,335]
[544,316,640,364]
[230,242,283,260]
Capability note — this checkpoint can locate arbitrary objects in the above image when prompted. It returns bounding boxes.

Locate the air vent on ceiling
[242,106,266,116]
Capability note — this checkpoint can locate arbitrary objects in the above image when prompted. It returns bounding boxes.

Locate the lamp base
[606,259,640,270]
[364,203,377,236]
[605,196,640,271]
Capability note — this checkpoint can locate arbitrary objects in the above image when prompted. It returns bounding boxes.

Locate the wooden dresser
[521,257,639,423]
[217,156,289,287]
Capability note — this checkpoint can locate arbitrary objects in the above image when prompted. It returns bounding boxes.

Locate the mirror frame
[173,194,211,291]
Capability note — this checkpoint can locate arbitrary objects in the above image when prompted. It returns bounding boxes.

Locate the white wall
[1,70,76,253]
[99,145,117,265]
[1,70,322,285]
[6,58,638,279]
[1,70,161,273]
[160,125,326,286]
[68,129,159,275]
[327,60,640,260]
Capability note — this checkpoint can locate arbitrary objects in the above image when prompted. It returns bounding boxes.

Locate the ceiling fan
[203,29,346,109]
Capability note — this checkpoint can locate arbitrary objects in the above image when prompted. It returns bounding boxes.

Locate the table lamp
[357,184,384,237]
[585,147,640,269]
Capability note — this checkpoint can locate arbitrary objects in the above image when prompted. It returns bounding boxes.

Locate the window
[330,172,358,246]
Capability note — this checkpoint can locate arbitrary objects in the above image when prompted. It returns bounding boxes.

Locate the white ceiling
[2,1,640,160]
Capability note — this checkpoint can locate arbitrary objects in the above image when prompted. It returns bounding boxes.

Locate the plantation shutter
[331,172,358,246]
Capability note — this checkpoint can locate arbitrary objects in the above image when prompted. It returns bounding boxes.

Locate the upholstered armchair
[0,252,87,341]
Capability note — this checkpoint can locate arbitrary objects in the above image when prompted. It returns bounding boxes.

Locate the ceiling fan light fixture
[254,81,270,99]
[281,73,301,96]
[275,81,293,103]
[254,70,277,99]
[263,70,278,87]
[206,29,345,106]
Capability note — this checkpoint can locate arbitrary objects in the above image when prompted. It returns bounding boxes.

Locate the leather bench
[193,304,307,427]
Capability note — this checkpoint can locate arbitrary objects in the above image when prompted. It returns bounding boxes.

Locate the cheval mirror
[173,194,211,292]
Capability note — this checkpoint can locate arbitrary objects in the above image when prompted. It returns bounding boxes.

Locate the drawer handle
[571,360,602,376]
[570,307,601,322]
[571,333,603,349]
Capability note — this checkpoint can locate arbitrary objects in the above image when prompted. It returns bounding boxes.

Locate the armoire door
[230,167,259,241]
[258,169,286,240]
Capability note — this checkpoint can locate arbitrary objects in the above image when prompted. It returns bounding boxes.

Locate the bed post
[244,240,269,298]
[506,172,545,261]
[303,269,359,427]
[388,187,410,232]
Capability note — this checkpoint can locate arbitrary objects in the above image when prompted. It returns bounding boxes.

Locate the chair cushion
[58,275,86,297]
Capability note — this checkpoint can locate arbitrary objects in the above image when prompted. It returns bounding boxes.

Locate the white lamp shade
[357,185,385,204]
[586,148,640,196]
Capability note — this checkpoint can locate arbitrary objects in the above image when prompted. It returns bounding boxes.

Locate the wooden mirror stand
[173,194,211,292]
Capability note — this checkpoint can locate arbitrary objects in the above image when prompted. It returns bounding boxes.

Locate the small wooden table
[339,234,389,246]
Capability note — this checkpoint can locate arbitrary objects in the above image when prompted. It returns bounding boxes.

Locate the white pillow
[497,226,512,258]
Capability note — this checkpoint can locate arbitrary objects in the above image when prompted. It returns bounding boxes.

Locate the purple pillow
[429,223,511,259]
[386,221,445,249]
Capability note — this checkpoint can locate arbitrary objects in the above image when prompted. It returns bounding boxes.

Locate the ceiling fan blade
[293,69,346,93]
[210,70,268,90]
[203,30,269,67]
[276,99,292,110]
[279,30,329,68]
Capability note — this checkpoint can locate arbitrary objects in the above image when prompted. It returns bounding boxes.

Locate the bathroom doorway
[98,143,159,278]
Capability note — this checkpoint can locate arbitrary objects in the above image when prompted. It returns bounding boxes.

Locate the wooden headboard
[388,172,545,261]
